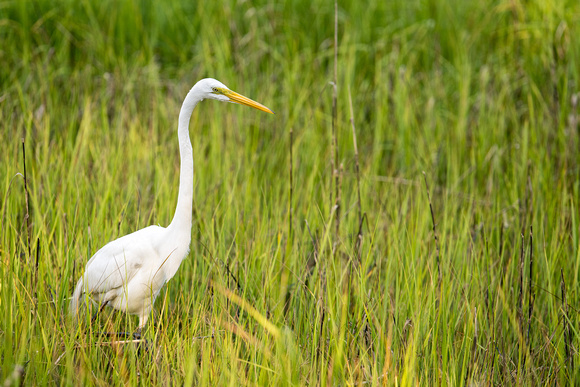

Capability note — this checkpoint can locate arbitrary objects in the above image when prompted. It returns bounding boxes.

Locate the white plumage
[70,78,273,332]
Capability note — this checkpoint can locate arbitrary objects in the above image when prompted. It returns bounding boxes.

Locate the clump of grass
[1,0,580,385]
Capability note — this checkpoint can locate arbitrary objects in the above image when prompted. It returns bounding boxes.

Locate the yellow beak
[222,89,274,114]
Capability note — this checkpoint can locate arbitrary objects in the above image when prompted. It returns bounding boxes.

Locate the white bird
[70,78,273,335]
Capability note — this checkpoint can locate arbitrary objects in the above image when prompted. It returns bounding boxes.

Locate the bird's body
[70,78,273,331]
[70,225,184,329]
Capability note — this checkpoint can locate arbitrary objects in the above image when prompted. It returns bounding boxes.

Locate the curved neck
[168,86,200,233]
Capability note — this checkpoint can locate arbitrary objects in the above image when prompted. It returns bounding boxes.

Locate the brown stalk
[422,172,441,293]
[348,86,363,261]
[331,0,340,252]
[22,138,32,260]
[288,128,294,244]
[518,233,524,336]
[526,226,534,346]
[561,269,573,372]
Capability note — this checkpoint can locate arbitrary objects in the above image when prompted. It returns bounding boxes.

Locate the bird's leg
[91,301,109,324]
[134,327,151,354]
[99,331,134,339]
[135,314,149,339]
[92,301,135,339]
[98,318,147,341]
[133,327,142,340]
[133,316,150,354]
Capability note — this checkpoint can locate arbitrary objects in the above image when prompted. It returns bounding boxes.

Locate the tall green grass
[1,0,579,384]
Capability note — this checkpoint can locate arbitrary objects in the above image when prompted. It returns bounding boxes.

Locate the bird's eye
[212,87,219,93]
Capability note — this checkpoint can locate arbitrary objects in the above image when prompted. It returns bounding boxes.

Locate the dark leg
[92,301,137,339]
[134,328,150,354]
[91,304,147,347]
[91,301,109,324]
[98,331,136,339]
[96,323,145,342]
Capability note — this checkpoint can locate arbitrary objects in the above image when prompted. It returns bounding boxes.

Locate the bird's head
[195,78,274,114]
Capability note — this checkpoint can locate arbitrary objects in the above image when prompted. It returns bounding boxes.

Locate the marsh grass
[1,0,580,385]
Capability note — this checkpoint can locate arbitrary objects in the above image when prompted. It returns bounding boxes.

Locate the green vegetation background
[1,0,579,385]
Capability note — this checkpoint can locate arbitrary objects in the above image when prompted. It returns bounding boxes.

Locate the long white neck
[167,85,202,235]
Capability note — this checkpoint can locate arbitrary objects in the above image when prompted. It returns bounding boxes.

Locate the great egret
[70,78,273,335]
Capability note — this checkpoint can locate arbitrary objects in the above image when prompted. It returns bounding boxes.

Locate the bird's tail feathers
[70,278,84,317]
